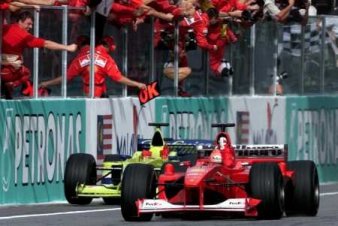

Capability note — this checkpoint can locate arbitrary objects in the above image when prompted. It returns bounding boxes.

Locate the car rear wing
[137,139,213,151]
[148,122,169,128]
[233,144,288,161]
[194,144,288,158]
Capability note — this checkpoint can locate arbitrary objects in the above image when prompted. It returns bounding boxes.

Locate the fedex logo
[223,199,245,208]
[143,200,163,207]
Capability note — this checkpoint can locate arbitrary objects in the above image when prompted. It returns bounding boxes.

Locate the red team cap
[102,36,116,52]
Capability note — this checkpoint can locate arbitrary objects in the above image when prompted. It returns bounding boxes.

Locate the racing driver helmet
[217,134,228,150]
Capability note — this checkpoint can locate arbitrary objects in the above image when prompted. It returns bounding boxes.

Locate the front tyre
[249,162,284,219]
[121,164,156,221]
[64,153,97,205]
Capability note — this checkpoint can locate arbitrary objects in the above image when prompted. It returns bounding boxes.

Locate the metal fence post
[250,24,256,96]
[89,11,96,98]
[300,24,305,95]
[173,21,179,96]
[33,10,40,99]
[61,5,68,98]
[150,17,155,82]
[320,16,326,93]
[272,23,279,96]
[122,27,128,97]
[228,39,233,96]
[204,51,209,95]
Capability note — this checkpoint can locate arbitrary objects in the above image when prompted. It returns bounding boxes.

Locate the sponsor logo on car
[144,201,162,207]
[224,199,245,208]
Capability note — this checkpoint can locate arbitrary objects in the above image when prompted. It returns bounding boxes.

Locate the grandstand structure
[1,7,338,98]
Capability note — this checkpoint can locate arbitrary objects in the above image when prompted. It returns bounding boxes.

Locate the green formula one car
[64,122,198,205]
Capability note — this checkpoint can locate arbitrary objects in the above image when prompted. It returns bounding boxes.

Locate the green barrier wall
[286,96,338,183]
[0,99,86,204]
[154,97,229,140]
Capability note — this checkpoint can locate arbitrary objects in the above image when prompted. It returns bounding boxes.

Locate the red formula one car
[120,123,319,221]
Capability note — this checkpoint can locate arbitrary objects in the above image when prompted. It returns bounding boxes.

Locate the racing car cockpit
[209,124,236,168]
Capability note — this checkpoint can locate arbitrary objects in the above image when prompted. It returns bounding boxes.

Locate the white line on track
[320,191,338,196]
[0,191,338,221]
[0,208,121,221]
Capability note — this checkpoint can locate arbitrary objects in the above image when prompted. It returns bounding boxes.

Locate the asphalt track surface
[0,184,337,226]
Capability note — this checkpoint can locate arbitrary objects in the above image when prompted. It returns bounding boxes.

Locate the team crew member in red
[201,0,249,77]
[154,0,216,96]
[153,18,194,96]
[39,36,146,97]
[212,0,247,17]
[109,0,145,26]
[109,0,179,28]
[179,3,232,77]
[201,7,237,77]
[1,11,77,99]
[148,0,183,19]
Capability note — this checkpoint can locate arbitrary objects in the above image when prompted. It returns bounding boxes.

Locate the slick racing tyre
[121,164,156,221]
[64,153,97,205]
[249,162,284,219]
[285,160,319,216]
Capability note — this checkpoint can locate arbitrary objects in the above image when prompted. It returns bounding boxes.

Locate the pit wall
[0,99,87,204]
[0,96,337,204]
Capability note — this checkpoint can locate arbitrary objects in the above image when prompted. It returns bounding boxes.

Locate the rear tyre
[285,160,319,216]
[64,153,97,205]
[121,164,156,221]
[249,162,284,219]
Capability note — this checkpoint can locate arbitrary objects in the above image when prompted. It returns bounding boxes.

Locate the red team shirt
[212,0,247,12]
[154,11,213,49]
[148,0,182,18]
[2,24,45,56]
[110,2,140,26]
[1,23,45,85]
[0,2,9,10]
[67,45,123,97]
[110,0,144,26]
